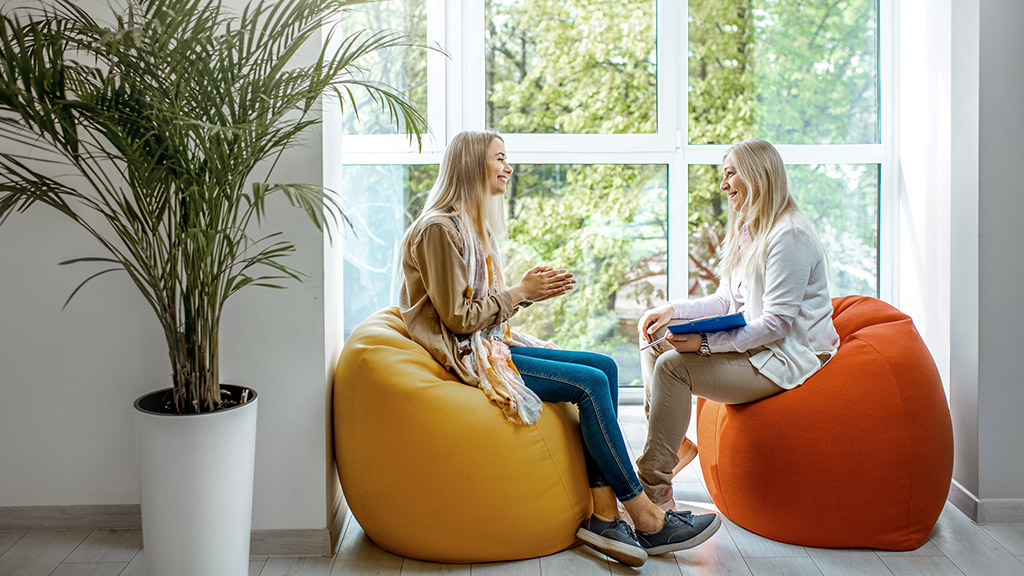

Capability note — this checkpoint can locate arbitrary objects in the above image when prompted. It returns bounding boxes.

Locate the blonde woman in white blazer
[636,138,840,509]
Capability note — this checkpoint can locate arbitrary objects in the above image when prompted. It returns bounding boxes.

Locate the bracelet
[696,332,711,356]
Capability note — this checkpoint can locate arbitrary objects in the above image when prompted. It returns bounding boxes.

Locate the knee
[572,367,612,404]
[653,352,674,377]
[592,355,618,384]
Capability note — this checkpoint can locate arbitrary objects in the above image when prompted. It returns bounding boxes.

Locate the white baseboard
[949,480,1024,523]
[0,505,334,556]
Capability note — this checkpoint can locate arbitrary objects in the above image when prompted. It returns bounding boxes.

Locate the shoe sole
[643,513,722,556]
[671,438,698,477]
[576,527,648,567]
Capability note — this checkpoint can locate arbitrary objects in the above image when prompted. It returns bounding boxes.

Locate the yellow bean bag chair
[333,306,593,563]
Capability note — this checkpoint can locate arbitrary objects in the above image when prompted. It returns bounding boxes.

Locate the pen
[640,334,668,351]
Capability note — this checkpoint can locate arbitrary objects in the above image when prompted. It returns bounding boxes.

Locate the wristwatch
[696,333,711,356]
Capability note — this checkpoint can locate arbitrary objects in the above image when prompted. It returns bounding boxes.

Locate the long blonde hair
[402,130,507,265]
[716,138,801,284]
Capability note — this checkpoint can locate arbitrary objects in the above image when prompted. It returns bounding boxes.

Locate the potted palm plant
[0,0,426,574]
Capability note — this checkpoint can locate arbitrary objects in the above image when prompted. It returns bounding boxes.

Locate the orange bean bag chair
[696,295,953,550]
[333,307,592,563]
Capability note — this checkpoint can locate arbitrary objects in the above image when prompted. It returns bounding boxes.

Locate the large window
[339,0,892,388]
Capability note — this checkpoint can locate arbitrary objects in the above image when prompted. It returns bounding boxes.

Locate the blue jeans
[509,346,644,502]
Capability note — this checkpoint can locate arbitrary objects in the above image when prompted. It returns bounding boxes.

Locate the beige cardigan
[399,213,523,386]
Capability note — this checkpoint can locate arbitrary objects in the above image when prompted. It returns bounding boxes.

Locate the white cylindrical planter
[134,385,258,576]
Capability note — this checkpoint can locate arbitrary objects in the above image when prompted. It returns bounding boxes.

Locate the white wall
[949,0,982,501]
[975,0,1024,501]
[0,0,337,536]
[947,0,1024,516]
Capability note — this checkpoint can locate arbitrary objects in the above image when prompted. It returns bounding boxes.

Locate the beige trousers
[637,323,784,506]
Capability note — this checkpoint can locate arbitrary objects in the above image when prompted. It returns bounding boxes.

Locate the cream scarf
[452,216,548,425]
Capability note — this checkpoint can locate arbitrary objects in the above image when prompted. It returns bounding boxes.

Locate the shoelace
[613,517,641,542]
[665,510,695,526]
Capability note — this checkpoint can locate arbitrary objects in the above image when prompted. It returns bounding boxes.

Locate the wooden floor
[3,405,1024,576]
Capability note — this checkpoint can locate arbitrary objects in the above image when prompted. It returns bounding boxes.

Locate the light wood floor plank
[744,557,823,576]
[879,556,965,576]
[614,554,680,576]
[875,540,944,557]
[671,484,715,509]
[805,548,893,576]
[0,529,89,576]
[50,563,127,576]
[672,519,753,576]
[468,558,541,576]
[539,546,611,576]
[117,550,144,576]
[330,559,403,575]
[0,533,24,558]
[721,519,809,559]
[927,503,1024,576]
[981,523,1024,556]
[251,556,269,576]
[260,555,335,576]
[400,558,472,575]
[336,521,403,563]
[64,530,142,563]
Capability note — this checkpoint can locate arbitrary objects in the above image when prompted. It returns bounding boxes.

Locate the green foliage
[0,0,426,413]
[486,0,656,134]
[505,164,667,351]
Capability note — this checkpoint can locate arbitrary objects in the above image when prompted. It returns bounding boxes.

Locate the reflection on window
[505,164,667,386]
[485,0,658,134]
[688,163,878,299]
[337,0,428,135]
[342,164,437,338]
[688,0,879,145]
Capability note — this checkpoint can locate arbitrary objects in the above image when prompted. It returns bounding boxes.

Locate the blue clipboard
[667,312,746,334]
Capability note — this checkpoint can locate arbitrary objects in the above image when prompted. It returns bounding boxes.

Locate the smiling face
[485,137,513,196]
[721,153,752,214]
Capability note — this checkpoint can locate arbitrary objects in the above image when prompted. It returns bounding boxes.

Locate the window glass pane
[688,163,878,298]
[506,164,667,386]
[688,0,879,145]
[485,0,658,134]
[337,0,428,135]
[342,164,437,338]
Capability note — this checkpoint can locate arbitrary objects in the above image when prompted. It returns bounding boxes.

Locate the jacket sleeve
[669,281,731,319]
[410,221,517,335]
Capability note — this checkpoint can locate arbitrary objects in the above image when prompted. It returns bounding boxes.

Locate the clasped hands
[511,265,576,305]
[637,303,701,354]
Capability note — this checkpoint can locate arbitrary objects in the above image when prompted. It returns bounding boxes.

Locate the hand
[512,265,576,304]
[664,332,701,354]
[637,303,674,344]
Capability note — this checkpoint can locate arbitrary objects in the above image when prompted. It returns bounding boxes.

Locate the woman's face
[721,153,751,213]
[486,137,513,196]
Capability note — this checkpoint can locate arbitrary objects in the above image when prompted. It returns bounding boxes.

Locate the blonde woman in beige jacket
[399,131,720,566]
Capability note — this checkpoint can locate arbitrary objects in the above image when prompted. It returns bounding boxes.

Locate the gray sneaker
[576,514,648,567]
[636,510,721,555]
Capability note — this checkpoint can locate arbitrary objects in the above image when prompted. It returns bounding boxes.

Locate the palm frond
[0,0,429,413]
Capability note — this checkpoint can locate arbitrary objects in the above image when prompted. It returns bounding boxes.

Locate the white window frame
[339,0,899,303]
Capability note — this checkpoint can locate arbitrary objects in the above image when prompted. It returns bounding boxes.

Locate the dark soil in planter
[134,384,257,415]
